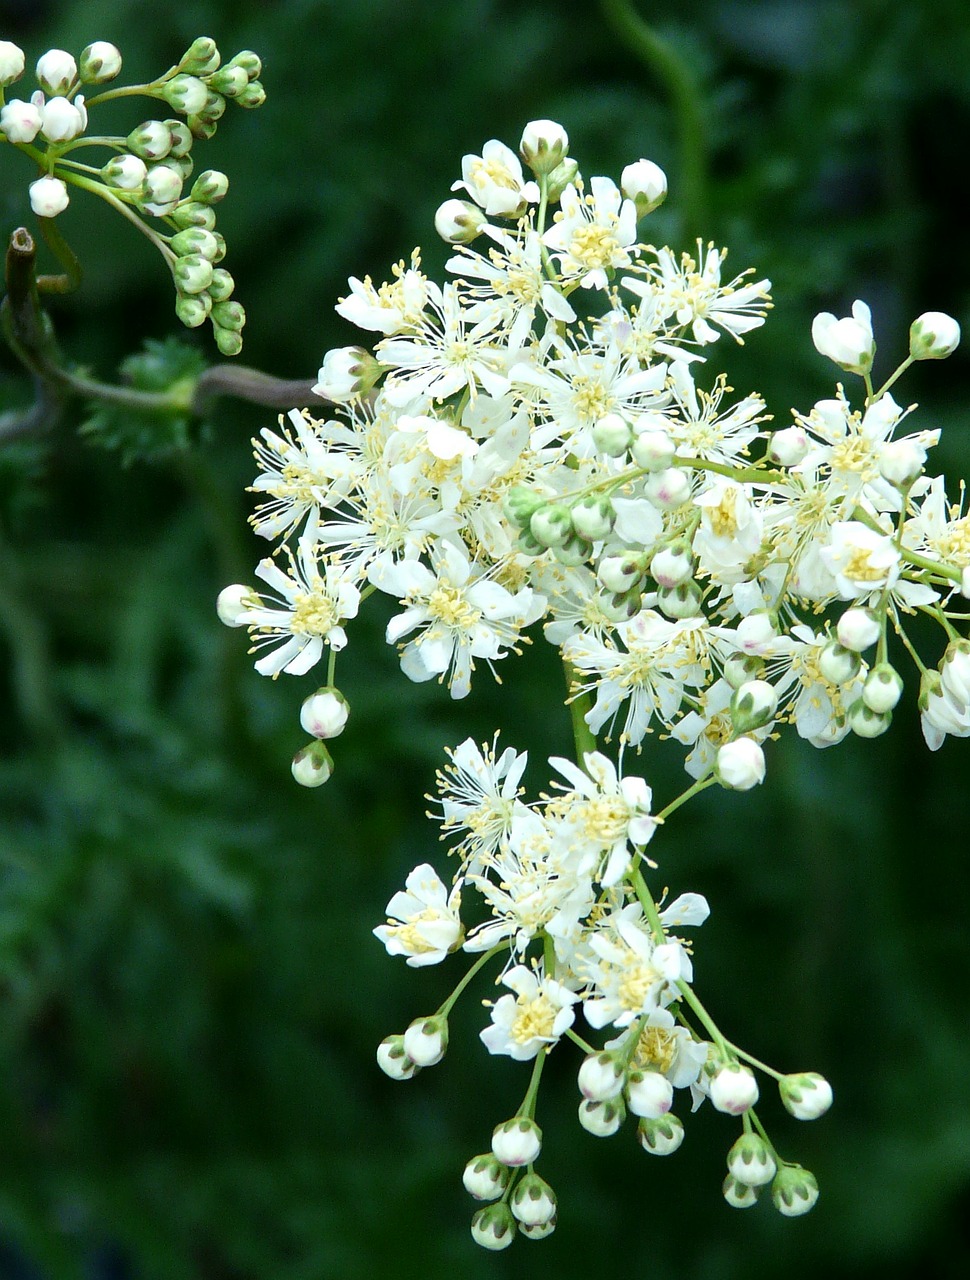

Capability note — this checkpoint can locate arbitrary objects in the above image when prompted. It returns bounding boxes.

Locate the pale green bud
[510,1172,557,1227]
[636,1114,684,1156]
[434,198,487,244]
[847,697,892,738]
[197,90,227,123]
[552,531,593,567]
[818,639,861,685]
[211,300,245,332]
[175,292,211,328]
[599,587,643,622]
[375,1034,417,1081]
[516,528,546,557]
[179,37,221,76]
[79,41,122,83]
[779,1071,833,1121]
[127,120,173,161]
[657,581,702,620]
[143,164,183,207]
[163,73,209,115]
[171,201,217,231]
[166,120,194,157]
[592,412,633,457]
[570,495,615,541]
[207,65,249,98]
[101,154,148,191]
[470,1203,515,1252]
[170,227,219,260]
[188,116,219,142]
[505,485,546,529]
[727,1133,777,1187]
[291,739,333,787]
[723,653,765,689]
[723,1174,760,1208]
[208,268,234,302]
[545,157,579,202]
[214,327,243,357]
[462,1153,511,1201]
[226,50,262,80]
[174,253,214,295]
[519,119,569,176]
[235,80,266,109]
[519,1217,557,1240]
[909,311,960,360]
[402,1014,448,1067]
[597,551,646,594]
[530,503,573,549]
[191,168,229,204]
[771,1165,819,1217]
[862,662,903,714]
[578,1096,625,1137]
[731,679,779,732]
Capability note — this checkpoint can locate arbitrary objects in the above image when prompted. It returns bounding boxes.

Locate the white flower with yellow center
[581,905,692,1029]
[666,362,768,465]
[434,734,530,870]
[452,139,539,218]
[547,750,657,887]
[242,540,361,677]
[335,251,430,335]
[374,863,464,966]
[693,477,764,584]
[480,965,579,1060]
[616,1007,709,1089]
[543,177,639,290]
[819,521,901,601]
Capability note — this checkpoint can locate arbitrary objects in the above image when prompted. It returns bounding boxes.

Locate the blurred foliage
[0,0,969,1277]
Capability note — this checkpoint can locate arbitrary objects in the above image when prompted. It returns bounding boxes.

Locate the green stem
[563,658,597,761]
[438,944,504,1018]
[601,0,708,239]
[655,773,715,823]
[870,355,914,404]
[82,80,169,109]
[565,1026,597,1056]
[518,1045,548,1120]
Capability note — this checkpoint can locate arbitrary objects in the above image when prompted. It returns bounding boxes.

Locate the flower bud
[169,227,218,261]
[878,438,926,489]
[208,65,249,98]
[727,1133,777,1187]
[530,503,573,549]
[578,1096,625,1137]
[731,679,778,733]
[779,1072,833,1121]
[909,311,960,361]
[592,412,633,457]
[771,1165,820,1217]
[313,347,381,403]
[645,466,691,510]
[174,253,214,295]
[545,157,579,202]
[434,197,487,244]
[403,1014,448,1067]
[570,496,615,542]
[657,581,703,620]
[36,49,77,96]
[215,583,254,626]
[505,485,546,529]
[127,120,173,161]
[179,37,221,76]
[470,1203,515,1251]
[862,662,903,714]
[596,551,646,594]
[376,1034,418,1081]
[227,50,262,80]
[79,41,122,83]
[650,543,692,589]
[175,293,212,328]
[818,639,861,685]
[143,164,184,207]
[553,531,593,567]
[511,1172,557,1226]
[0,99,43,143]
[636,1114,684,1156]
[0,41,25,87]
[212,300,246,333]
[599,587,643,623]
[492,1117,542,1167]
[811,300,875,376]
[291,739,334,787]
[631,427,676,471]
[716,740,766,792]
[520,119,569,175]
[191,169,230,204]
[208,268,235,303]
[723,653,765,689]
[462,1153,510,1201]
[300,686,350,739]
[171,201,217,231]
[214,327,243,358]
[519,1216,557,1240]
[28,176,69,219]
[102,154,148,190]
[163,73,209,115]
[577,1052,625,1102]
[836,607,880,652]
[626,1070,673,1119]
[40,96,85,142]
[847,697,891,739]
[767,425,810,467]
[942,639,970,701]
[709,1062,759,1115]
[621,157,667,216]
[723,1174,760,1208]
[234,80,266,110]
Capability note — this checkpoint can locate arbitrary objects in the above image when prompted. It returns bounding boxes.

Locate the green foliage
[77,338,206,465]
[0,1,968,1277]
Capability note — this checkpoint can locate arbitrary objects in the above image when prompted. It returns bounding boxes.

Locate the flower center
[512,993,557,1043]
[289,590,338,636]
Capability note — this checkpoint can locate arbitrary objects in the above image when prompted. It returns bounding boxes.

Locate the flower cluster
[0,36,263,353]
[218,119,967,1245]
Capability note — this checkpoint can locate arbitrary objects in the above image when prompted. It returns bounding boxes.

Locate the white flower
[28,175,69,218]
[433,734,529,867]
[820,521,900,600]
[453,139,538,217]
[811,299,874,375]
[0,97,42,142]
[241,540,361,676]
[480,965,578,1060]
[547,751,657,887]
[335,252,429,335]
[543,177,638,290]
[374,863,463,966]
[581,905,692,1029]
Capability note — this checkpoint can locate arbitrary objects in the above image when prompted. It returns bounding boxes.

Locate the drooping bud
[234,81,266,109]
[716,739,766,792]
[208,65,249,98]
[313,346,382,403]
[519,119,569,175]
[170,227,220,260]
[212,300,245,332]
[300,686,350,739]
[909,311,960,361]
[771,1165,820,1217]
[723,1175,760,1208]
[510,1172,557,1226]
[491,1117,542,1167]
[28,176,70,218]
[174,253,214,295]
[847,697,891,739]
[462,1153,511,1201]
[208,268,235,302]
[79,41,122,83]
[621,157,667,217]
[817,639,861,685]
[657,581,703,620]
[175,293,211,329]
[505,485,546,529]
[626,1070,673,1119]
[291,739,334,787]
[862,663,903,714]
[578,1096,625,1137]
[731,679,779,733]
[727,1133,777,1187]
[570,495,615,542]
[553,531,593,567]
[35,49,77,96]
[636,1114,684,1156]
[709,1062,759,1115]
[650,542,692,589]
[599,587,643,622]
[591,412,633,457]
[836,606,881,652]
[376,1034,418,1081]
[434,198,487,244]
[778,1072,833,1121]
[577,1052,625,1102]
[470,1203,516,1251]
[170,201,217,231]
[402,1014,448,1068]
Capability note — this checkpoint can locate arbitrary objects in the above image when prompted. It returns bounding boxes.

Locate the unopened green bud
[530,504,573,549]
[127,120,172,161]
[166,120,194,157]
[170,227,220,260]
[207,65,249,97]
[174,253,214,295]
[235,80,266,109]
[167,153,194,182]
[847,697,892,739]
[553,531,592,567]
[909,311,960,361]
[170,201,217,231]
[516,527,546,557]
[211,300,245,332]
[546,157,580,203]
[636,1114,684,1156]
[862,662,903,714]
[187,115,219,142]
[727,1133,777,1187]
[599,587,642,622]
[723,1174,760,1209]
[723,653,765,689]
[731,679,779,732]
[291,739,333,788]
[79,41,122,84]
[191,169,229,204]
[163,73,208,115]
[208,268,234,302]
[214,326,243,357]
[771,1165,819,1218]
[210,233,227,263]
[197,91,227,123]
[657,581,702,619]
[101,154,147,190]
[470,1203,515,1252]
[505,485,546,529]
[597,551,646,594]
[179,37,221,77]
[175,292,211,328]
[592,412,633,457]
[227,50,262,80]
[818,639,861,685]
[570,495,615,541]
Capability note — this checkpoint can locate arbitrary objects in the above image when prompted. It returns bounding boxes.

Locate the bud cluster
[0,35,264,352]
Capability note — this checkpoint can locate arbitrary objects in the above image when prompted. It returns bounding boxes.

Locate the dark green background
[1,1,969,1276]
